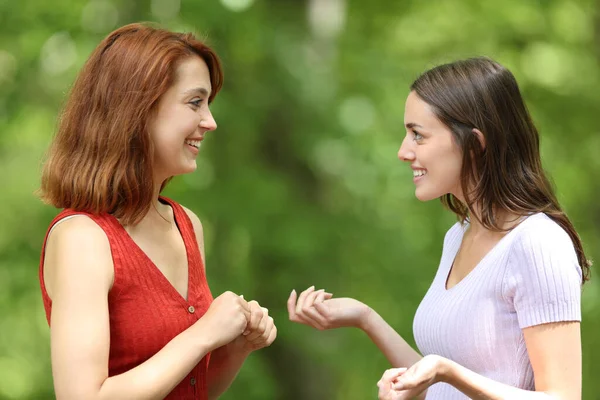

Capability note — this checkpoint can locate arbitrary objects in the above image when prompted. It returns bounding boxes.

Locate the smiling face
[398,91,463,202]
[148,56,217,184]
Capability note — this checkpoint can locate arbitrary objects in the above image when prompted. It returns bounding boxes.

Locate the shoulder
[179,204,206,263]
[504,214,582,328]
[512,213,577,260]
[181,204,203,234]
[506,213,582,291]
[47,214,111,252]
[44,215,113,298]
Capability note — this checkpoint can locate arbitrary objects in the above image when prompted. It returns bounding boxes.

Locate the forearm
[361,309,422,368]
[441,359,561,400]
[93,327,213,400]
[206,339,252,400]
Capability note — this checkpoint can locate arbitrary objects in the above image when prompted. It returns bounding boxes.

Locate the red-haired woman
[38,23,276,400]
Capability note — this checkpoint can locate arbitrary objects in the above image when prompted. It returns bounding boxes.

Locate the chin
[171,162,197,177]
[414,188,440,202]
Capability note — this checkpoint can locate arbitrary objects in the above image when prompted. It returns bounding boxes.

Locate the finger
[265,323,277,345]
[250,314,274,344]
[247,307,269,341]
[287,289,298,320]
[323,292,333,300]
[382,368,407,383]
[314,290,326,304]
[301,293,329,328]
[236,294,251,313]
[313,300,329,317]
[299,289,328,329]
[244,301,263,335]
[238,299,251,322]
[391,368,417,390]
[295,286,315,315]
[304,289,323,307]
[301,308,327,330]
[392,384,423,400]
[377,378,392,399]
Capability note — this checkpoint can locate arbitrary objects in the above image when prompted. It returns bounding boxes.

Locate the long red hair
[40,23,223,225]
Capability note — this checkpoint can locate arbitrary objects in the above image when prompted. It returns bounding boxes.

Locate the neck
[467,204,524,236]
[136,180,171,224]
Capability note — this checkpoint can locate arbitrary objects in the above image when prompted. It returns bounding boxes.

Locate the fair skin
[43,56,276,400]
[288,91,581,399]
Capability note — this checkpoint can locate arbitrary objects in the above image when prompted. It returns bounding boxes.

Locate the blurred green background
[0,0,598,398]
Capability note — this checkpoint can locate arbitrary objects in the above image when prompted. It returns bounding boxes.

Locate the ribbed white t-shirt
[413,213,582,398]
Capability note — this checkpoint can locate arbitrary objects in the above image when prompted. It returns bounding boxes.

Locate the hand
[287,286,371,330]
[236,299,277,352]
[377,368,408,400]
[195,291,251,350]
[377,355,447,400]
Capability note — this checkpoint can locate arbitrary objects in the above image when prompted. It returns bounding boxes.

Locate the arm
[381,222,583,400]
[205,340,253,399]
[362,309,423,368]
[182,207,277,399]
[45,217,249,400]
[379,321,581,400]
[288,287,422,367]
[445,322,580,399]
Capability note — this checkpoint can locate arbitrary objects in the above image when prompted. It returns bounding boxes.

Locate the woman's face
[398,91,463,202]
[148,56,217,184]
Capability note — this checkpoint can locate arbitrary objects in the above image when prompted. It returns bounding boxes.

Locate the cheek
[428,146,462,180]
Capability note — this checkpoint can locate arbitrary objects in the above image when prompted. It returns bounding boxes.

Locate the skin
[288,91,581,400]
[43,56,277,400]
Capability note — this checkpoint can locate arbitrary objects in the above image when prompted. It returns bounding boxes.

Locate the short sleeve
[504,216,582,329]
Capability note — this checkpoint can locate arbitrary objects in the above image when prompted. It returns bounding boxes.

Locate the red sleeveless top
[39,197,213,399]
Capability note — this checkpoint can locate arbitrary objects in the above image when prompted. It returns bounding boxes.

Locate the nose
[397,135,415,162]
[200,108,217,131]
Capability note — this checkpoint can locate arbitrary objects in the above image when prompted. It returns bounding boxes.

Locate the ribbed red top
[39,197,213,399]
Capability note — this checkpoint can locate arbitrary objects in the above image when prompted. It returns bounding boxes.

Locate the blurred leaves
[0,0,598,399]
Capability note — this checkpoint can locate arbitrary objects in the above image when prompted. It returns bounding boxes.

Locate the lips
[412,169,427,178]
[185,139,202,148]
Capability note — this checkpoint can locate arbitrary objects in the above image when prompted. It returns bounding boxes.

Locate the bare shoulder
[181,205,204,235]
[44,215,114,299]
[180,205,206,265]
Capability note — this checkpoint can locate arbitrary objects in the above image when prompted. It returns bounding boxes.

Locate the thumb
[287,289,297,318]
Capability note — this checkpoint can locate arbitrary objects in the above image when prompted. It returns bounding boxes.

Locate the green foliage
[0,0,598,398]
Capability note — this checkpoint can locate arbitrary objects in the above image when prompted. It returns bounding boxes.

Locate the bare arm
[45,216,249,400]
[288,287,422,368]
[206,342,253,400]
[379,322,581,400]
[443,321,581,399]
[362,309,423,368]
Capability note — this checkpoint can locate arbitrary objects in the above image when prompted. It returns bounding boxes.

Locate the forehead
[404,91,450,133]
[404,91,435,121]
[172,56,212,91]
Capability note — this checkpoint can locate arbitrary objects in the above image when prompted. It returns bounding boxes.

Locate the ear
[472,128,486,150]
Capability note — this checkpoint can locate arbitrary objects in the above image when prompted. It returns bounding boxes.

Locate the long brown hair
[39,22,223,225]
[411,57,591,283]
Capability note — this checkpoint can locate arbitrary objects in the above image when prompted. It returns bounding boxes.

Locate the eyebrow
[405,122,424,129]
[183,87,211,97]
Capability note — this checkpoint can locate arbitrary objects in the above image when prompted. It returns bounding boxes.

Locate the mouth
[412,169,427,181]
[185,138,202,150]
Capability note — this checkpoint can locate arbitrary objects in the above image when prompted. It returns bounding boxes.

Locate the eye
[189,98,204,109]
[412,130,424,142]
